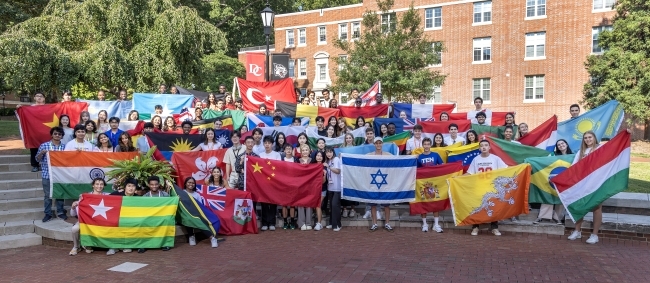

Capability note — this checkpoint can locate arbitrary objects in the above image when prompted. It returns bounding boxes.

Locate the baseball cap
[373,137,383,143]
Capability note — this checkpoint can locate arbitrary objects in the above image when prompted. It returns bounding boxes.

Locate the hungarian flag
[244,155,323,207]
[446,143,480,172]
[15,102,88,148]
[486,136,550,166]
[420,120,471,141]
[48,151,138,199]
[410,162,463,215]
[146,133,204,160]
[448,110,511,126]
[551,131,630,222]
[305,126,365,149]
[171,186,220,237]
[338,104,389,127]
[79,194,178,248]
[274,101,340,126]
[449,164,531,226]
[241,126,305,147]
[525,154,575,204]
[192,185,258,235]
[382,131,410,152]
[518,115,557,152]
[392,103,456,119]
[171,150,228,186]
[235,77,296,112]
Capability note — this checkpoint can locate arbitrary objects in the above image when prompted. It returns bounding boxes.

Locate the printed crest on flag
[234,199,254,225]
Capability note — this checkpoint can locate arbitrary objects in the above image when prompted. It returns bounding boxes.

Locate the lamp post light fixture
[260,1,275,82]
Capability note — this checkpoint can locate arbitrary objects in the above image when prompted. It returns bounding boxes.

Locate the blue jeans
[42,178,65,217]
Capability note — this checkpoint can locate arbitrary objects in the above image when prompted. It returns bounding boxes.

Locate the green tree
[332,0,445,101]
[293,0,361,11]
[199,53,246,92]
[0,0,49,33]
[583,0,650,122]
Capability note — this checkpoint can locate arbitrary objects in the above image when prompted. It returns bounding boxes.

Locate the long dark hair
[432,133,447,147]
[554,139,573,155]
[355,116,366,129]
[118,132,136,152]
[85,120,97,133]
[184,177,197,192]
[203,128,217,145]
[466,130,479,144]
[274,132,287,151]
[208,167,224,187]
[312,151,325,164]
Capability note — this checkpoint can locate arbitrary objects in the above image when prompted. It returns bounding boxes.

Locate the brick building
[238,0,616,127]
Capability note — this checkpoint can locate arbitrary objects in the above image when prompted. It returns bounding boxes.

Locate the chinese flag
[244,155,323,208]
[16,102,88,148]
[171,149,228,186]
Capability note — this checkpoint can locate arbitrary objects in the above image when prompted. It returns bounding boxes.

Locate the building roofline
[275,3,363,18]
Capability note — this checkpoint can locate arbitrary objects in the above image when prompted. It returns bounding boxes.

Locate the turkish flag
[236,77,296,112]
[171,150,228,187]
[246,53,266,82]
[16,102,89,148]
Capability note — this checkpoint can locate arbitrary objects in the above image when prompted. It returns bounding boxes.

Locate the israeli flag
[341,154,417,204]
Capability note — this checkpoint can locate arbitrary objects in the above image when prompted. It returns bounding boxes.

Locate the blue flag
[133,93,194,116]
[246,113,309,129]
[76,99,132,119]
[335,143,399,156]
[341,154,417,204]
[557,100,624,151]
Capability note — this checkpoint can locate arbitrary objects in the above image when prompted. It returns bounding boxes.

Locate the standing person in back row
[467,140,507,236]
[444,123,466,146]
[17,92,47,172]
[570,104,581,119]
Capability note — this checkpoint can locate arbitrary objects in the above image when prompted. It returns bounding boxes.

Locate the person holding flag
[467,139,507,236]
[258,136,282,231]
[417,138,444,233]
[367,137,394,232]
[36,127,67,222]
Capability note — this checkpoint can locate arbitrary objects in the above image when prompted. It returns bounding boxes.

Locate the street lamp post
[260,1,275,82]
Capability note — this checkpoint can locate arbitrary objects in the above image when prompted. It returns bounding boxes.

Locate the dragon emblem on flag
[469,174,518,217]
[273,63,288,78]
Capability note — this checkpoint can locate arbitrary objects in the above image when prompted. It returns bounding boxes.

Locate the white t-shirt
[197,142,223,151]
[444,136,466,146]
[406,136,423,151]
[252,143,265,156]
[327,157,342,192]
[64,140,97,152]
[572,146,600,165]
[467,154,507,175]
[258,151,281,160]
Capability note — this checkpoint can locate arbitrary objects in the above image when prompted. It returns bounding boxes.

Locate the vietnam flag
[244,155,323,207]
[410,162,463,215]
[171,150,228,186]
[274,101,340,126]
[338,104,389,127]
[16,102,88,148]
[78,194,178,248]
[448,164,531,226]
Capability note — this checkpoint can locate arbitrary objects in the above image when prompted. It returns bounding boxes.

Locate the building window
[425,7,442,29]
[286,30,294,47]
[288,60,295,78]
[473,37,491,62]
[352,22,361,39]
[339,23,348,40]
[338,55,347,71]
[592,26,612,53]
[432,41,442,66]
[593,0,615,10]
[298,28,306,46]
[525,32,545,58]
[381,13,396,33]
[473,78,491,102]
[525,75,545,100]
[526,0,546,17]
[298,59,307,78]
[473,1,492,24]
[433,86,442,103]
[318,64,327,81]
[318,26,326,44]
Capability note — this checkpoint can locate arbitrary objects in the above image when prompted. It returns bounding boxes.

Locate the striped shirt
[36,141,66,179]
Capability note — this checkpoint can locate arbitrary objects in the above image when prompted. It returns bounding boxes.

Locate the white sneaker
[269,225,276,231]
[333,226,341,232]
[306,225,313,230]
[492,229,501,236]
[568,230,582,240]
[421,223,429,232]
[210,237,219,248]
[376,211,382,220]
[586,234,599,244]
[433,224,443,233]
[342,209,349,218]
[471,227,479,236]
[122,249,132,253]
[261,225,268,231]
[349,210,356,218]
[300,224,307,231]
[106,249,116,256]
[325,225,332,229]
[189,235,197,246]
[314,223,322,231]
[363,211,371,219]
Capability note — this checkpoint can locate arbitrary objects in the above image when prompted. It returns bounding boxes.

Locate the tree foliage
[332,0,445,101]
[583,0,650,121]
[0,0,49,33]
[293,0,361,11]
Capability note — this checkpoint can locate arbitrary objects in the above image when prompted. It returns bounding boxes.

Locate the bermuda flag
[392,103,456,119]
[419,120,471,140]
[341,154,417,204]
[519,115,557,152]
[235,77,296,112]
[551,131,631,222]
[448,110,510,126]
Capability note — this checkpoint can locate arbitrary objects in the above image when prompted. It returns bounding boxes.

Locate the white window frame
[286,30,295,47]
[381,13,396,33]
[473,1,492,25]
[525,32,546,60]
[592,26,612,54]
[526,0,546,19]
[524,75,545,102]
[338,23,348,41]
[424,7,442,30]
[298,59,307,78]
[430,41,442,67]
[593,0,615,12]
[472,78,491,103]
[433,86,442,103]
[351,22,361,40]
[288,59,295,78]
[472,37,492,64]
[318,64,327,81]
[298,28,306,46]
[317,26,327,45]
[338,55,347,71]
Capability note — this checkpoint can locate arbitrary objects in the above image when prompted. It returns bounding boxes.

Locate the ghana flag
[524,154,575,204]
[78,194,178,248]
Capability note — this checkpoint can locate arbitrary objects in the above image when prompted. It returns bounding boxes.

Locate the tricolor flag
[551,131,630,222]
[48,151,138,199]
[274,101,341,126]
[246,113,309,129]
[446,143,480,172]
[525,154,575,204]
[449,164,531,226]
[410,162,463,215]
[79,194,178,248]
[305,126,366,148]
[392,103,456,119]
[420,120,471,141]
[486,136,550,166]
[338,104,389,127]
[519,116,558,152]
[341,154,417,204]
[448,110,510,126]
[382,131,411,152]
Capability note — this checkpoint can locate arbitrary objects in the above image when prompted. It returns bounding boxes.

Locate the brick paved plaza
[1,227,648,283]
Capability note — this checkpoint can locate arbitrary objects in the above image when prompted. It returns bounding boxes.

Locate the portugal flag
[410,163,463,215]
[78,194,178,248]
[16,102,88,148]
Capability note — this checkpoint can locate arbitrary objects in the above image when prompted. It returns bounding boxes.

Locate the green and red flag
[486,136,549,165]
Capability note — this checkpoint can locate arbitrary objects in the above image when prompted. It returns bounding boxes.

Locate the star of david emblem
[370,169,388,190]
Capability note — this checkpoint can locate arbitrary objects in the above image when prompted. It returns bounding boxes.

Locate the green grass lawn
[0,120,20,138]
[627,162,650,193]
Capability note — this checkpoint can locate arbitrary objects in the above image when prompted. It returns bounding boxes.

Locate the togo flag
[48,151,138,199]
[525,154,575,204]
[79,194,178,249]
[341,154,417,204]
[551,131,630,222]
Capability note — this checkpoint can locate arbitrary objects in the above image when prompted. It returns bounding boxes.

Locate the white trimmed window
[338,55,347,70]
[288,59,295,78]
[525,75,545,101]
[432,41,442,66]
[425,7,442,29]
[526,0,546,17]
[286,30,294,47]
[318,26,326,44]
[298,59,307,78]
[593,0,615,11]
[318,64,327,81]
[473,37,491,62]
[473,1,492,24]
[298,28,306,46]
[592,26,612,53]
[339,23,348,40]
[351,22,361,40]
[381,13,396,33]
[473,78,491,102]
[433,86,442,103]
[525,32,545,58]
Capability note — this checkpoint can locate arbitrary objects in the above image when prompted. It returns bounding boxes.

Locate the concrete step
[0,188,43,200]
[1,220,35,236]
[0,163,32,172]
[0,197,42,211]
[565,212,650,234]
[0,155,30,164]
[0,208,43,222]
[0,171,41,181]
[0,180,43,191]
[0,233,42,250]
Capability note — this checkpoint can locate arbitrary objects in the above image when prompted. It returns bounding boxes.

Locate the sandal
[69,247,80,256]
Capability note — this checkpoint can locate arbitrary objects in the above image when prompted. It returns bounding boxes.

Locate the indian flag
[306,126,366,148]
[551,131,631,222]
[48,151,139,199]
[79,194,178,248]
